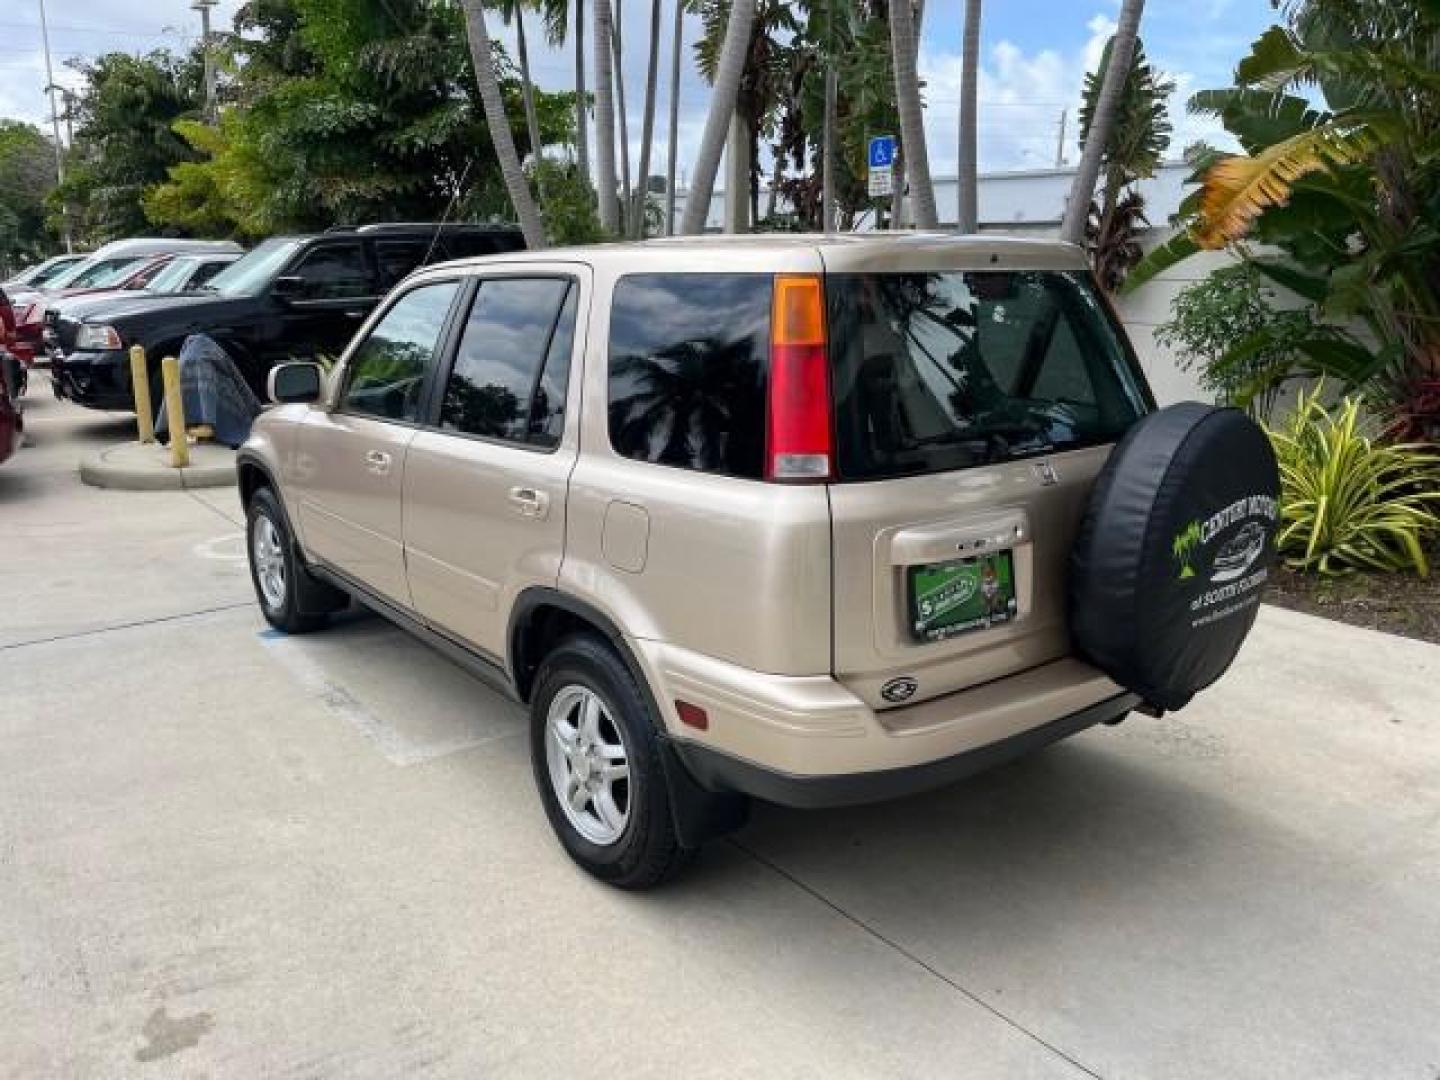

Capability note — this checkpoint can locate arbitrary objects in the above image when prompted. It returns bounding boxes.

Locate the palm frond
[1194,120,1381,248]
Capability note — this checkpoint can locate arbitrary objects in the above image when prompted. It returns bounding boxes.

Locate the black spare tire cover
[1069,403,1279,711]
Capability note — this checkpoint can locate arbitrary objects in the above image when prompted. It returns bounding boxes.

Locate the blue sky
[0,0,1283,182]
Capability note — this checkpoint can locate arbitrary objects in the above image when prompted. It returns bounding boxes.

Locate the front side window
[289,242,371,300]
[340,281,460,422]
[827,271,1147,480]
[608,274,771,479]
[439,278,576,446]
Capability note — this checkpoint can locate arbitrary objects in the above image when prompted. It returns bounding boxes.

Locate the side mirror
[271,275,304,304]
[268,362,323,405]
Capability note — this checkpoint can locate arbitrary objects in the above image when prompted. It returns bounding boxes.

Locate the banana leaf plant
[1123,0,1440,422]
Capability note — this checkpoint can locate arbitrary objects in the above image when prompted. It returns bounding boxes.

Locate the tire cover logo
[1172,494,1278,584]
[881,676,918,703]
[1171,493,1278,629]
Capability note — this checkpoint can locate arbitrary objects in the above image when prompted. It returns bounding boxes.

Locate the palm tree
[593,0,620,230]
[956,0,982,233]
[664,0,683,233]
[679,0,758,234]
[889,0,937,228]
[571,0,591,182]
[612,0,633,222]
[1077,39,1173,289]
[1061,0,1145,244]
[460,0,546,248]
[631,0,664,237]
[495,0,546,173]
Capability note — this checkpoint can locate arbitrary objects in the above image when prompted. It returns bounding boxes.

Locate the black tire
[529,634,692,889]
[1,352,23,400]
[246,486,329,634]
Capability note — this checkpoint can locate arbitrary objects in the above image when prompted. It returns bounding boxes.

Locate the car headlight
[75,324,123,351]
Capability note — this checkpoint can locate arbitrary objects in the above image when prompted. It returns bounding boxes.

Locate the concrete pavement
[3,397,1439,1078]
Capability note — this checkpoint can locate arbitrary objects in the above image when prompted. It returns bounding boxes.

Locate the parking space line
[729,838,1107,1080]
[0,603,253,653]
[257,630,521,766]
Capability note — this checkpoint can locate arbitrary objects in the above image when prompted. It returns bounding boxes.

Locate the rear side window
[439,278,576,447]
[608,274,771,479]
[827,271,1147,480]
[341,281,460,422]
[374,240,432,289]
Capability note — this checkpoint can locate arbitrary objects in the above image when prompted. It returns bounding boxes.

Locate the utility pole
[821,0,836,232]
[36,0,71,253]
[1054,108,1067,168]
[193,0,219,122]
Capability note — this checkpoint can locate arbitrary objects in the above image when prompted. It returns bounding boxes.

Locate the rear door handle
[365,449,392,476]
[508,486,550,519]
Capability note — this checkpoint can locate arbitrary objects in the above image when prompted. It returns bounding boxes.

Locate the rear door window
[607,274,771,479]
[827,271,1147,480]
[438,278,576,447]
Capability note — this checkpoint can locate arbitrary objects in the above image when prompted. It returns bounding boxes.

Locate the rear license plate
[908,550,1018,642]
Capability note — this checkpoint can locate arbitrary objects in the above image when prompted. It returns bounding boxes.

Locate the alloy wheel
[252,514,288,611]
[544,685,631,846]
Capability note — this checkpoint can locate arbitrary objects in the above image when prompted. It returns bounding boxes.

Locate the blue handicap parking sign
[868,136,896,169]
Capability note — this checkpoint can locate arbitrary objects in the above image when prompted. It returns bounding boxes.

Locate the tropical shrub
[1123,0,1440,419]
[1155,264,1313,417]
[1267,387,1440,576]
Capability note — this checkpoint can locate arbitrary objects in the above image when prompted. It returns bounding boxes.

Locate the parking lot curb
[79,440,237,491]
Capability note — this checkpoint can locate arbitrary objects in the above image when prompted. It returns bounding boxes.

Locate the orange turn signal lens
[771,275,826,347]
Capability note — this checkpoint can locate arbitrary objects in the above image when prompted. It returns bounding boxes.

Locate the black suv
[52,223,525,412]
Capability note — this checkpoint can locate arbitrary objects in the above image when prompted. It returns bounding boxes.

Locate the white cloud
[919,10,1232,176]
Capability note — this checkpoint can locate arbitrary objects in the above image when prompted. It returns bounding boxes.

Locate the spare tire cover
[1069,403,1279,711]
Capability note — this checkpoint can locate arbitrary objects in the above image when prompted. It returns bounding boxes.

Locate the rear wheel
[246,487,329,634]
[530,635,691,889]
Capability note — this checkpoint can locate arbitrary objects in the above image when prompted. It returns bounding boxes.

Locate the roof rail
[323,224,359,234]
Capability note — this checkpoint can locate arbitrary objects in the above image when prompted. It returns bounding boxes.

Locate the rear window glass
[827,271,1147,480]
[608,274,771,479]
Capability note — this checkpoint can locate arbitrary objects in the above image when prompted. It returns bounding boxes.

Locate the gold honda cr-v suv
[239,234,1280,888]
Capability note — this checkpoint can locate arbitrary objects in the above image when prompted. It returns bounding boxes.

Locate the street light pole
[193,0,219,122]
[36,0,71,252]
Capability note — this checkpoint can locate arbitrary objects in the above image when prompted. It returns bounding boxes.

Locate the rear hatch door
[822,256,1151,710]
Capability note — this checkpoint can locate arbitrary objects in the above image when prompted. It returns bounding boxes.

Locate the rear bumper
[49,348,133,410]
[672,692,1138,808]
[633,638,1135,808]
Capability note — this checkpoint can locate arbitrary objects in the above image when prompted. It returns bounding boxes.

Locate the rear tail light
[767,274,833,482]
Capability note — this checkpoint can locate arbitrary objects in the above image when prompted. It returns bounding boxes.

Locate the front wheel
[530,635,691,889]
[246,487,328,634]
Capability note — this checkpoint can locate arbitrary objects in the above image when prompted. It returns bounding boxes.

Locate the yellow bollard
[129,345,155,445]
[161,355,190,468]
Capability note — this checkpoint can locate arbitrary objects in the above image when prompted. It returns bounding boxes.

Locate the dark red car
[0,355,21,467]
[8,254,176,371]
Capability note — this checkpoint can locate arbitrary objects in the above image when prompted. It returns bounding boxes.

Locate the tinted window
[290,242,371,300]
[442,231,524,259]
[439,278,574,445]
[341,282,459,422]
[375,240,432,289]
[608,274,771,479]
[827,271,1147,480]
